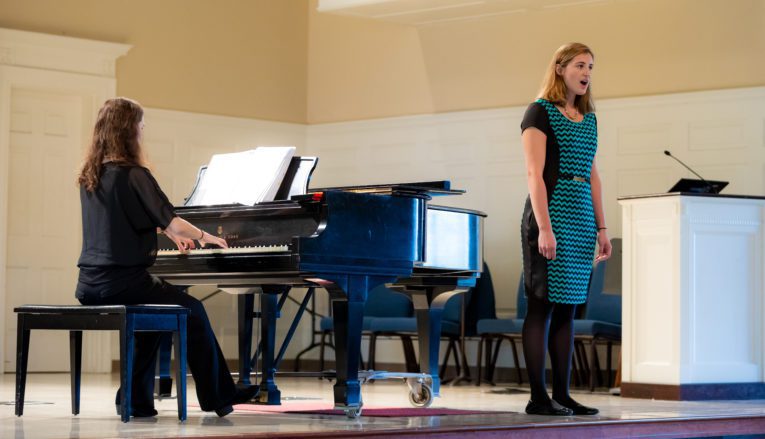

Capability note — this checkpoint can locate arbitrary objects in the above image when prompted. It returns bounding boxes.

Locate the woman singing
[520,43,612,416]
[75,97,257,418]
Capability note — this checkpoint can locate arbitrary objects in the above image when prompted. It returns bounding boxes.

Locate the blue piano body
[150,162,485,415]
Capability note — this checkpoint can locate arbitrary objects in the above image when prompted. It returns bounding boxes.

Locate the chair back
[443,288,472,324]
[583,250,622,324]
[463,262,498,333]
[364,284,413,318]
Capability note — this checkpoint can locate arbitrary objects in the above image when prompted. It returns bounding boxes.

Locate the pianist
[75,97,257,418]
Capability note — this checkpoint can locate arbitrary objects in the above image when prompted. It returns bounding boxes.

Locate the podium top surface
[618,192,765,202]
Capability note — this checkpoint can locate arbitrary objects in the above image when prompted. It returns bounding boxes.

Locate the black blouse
[77,163,176,270]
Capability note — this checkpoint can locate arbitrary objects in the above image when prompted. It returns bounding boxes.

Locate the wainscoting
[139,87,765,370]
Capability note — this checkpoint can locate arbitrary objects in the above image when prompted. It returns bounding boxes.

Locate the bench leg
[174,316,188,422]
[156,333,173,398]
[119,315,135,423]
[70,331,83,415]
[15,315,30,417]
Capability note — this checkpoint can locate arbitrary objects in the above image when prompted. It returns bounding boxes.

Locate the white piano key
[157,244,289,257]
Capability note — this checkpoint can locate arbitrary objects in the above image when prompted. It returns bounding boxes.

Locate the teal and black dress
[520,99,598,305]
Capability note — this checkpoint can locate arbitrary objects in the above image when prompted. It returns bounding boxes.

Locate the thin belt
[559,173,590,183]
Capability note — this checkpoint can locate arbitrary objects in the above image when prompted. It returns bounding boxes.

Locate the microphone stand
[663,150,714,193]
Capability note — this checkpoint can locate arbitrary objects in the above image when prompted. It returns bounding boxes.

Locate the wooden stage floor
[3,373,765,438]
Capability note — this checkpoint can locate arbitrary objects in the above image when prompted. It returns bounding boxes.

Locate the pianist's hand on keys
[162,227,228,254]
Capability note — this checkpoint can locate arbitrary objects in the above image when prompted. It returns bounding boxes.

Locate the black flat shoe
[231,385,260,405]
[214,385,259,417]
[115,403,158,418]
[214,404,234,417]
[554,399,599,415]
[525,399,574,416]
[115,389,158,418]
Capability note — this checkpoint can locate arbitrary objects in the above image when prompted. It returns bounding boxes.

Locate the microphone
[663,149,713,192]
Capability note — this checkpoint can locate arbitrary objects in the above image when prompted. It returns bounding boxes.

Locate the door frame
[0,27,130,373]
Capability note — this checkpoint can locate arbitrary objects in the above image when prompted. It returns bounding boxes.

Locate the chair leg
[606,341,613,388]
[368,333,377,371]
[174,315,188,422]
[576,341,589,387]
[440,340,455,380]
[119,315,135,423]
[589,339,597,391]
[451,339,462,377]
[488,337,503,384]
[475,335,485,386]
[70,331,82,415]
[401,335,418,373]
[319,331,327,372]
[15,315,30,417]
[509,338,522,385]
[455,335,472,384]
[571,341,582,386]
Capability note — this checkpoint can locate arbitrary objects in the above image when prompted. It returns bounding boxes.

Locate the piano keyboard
[157,244,290,257]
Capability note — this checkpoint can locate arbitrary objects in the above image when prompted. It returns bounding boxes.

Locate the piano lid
[308,181,464,197]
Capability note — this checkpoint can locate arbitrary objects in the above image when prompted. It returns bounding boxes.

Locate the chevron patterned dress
[521,99,598,305]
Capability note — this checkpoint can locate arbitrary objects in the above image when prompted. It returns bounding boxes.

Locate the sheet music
[188,146,296,206]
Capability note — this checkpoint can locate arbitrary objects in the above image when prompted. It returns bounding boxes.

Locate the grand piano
[149,157,485,417]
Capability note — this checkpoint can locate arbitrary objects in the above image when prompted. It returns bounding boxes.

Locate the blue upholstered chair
[366,262,497,382]
[366,289,468,378]
[318,283,413,371]
[574,238,622,391]
[475,272,526,386]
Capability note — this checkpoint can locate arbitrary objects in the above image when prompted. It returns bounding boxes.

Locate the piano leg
[408,286,469,397]
[256,287,282,405]
[310,274,392,413]
[237,294,255,388]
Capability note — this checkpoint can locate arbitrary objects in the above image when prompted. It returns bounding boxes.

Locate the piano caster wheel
[408,383,433,408]
[343,406,362,419]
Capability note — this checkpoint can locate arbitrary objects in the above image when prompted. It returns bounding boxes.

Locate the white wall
[99,86,765,367]
[306,86,765,316]
[304,87,765,367]
[9,82,761,368]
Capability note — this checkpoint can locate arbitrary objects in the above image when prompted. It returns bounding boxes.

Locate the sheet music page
[188,146,296,206]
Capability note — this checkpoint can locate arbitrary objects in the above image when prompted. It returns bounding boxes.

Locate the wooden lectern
[619,193,765,400]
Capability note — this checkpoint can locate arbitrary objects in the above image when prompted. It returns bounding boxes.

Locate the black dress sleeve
[520,102,551,135]
[127,167,176,230]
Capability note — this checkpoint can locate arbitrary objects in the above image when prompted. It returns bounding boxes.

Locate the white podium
[619,193,765,400]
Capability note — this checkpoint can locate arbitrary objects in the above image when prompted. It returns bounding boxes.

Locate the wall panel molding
[306,86,765,314]
[0,27,130,77]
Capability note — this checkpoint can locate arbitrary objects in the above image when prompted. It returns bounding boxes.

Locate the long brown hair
[78,97,146,191]
[537,43,595,115]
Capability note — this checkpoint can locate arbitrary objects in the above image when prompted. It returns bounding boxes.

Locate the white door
[4,89,83,372]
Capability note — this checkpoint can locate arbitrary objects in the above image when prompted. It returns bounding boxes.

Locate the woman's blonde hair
[537,43,595,115]
[78,97,147,192]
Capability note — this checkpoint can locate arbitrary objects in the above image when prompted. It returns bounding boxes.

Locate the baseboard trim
[110,359,611,391]
[621,382,765,400]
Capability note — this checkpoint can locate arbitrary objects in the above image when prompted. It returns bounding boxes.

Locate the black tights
[521,295,577,404]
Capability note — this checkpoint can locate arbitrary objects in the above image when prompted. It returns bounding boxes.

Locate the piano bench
[13,304,190,423]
